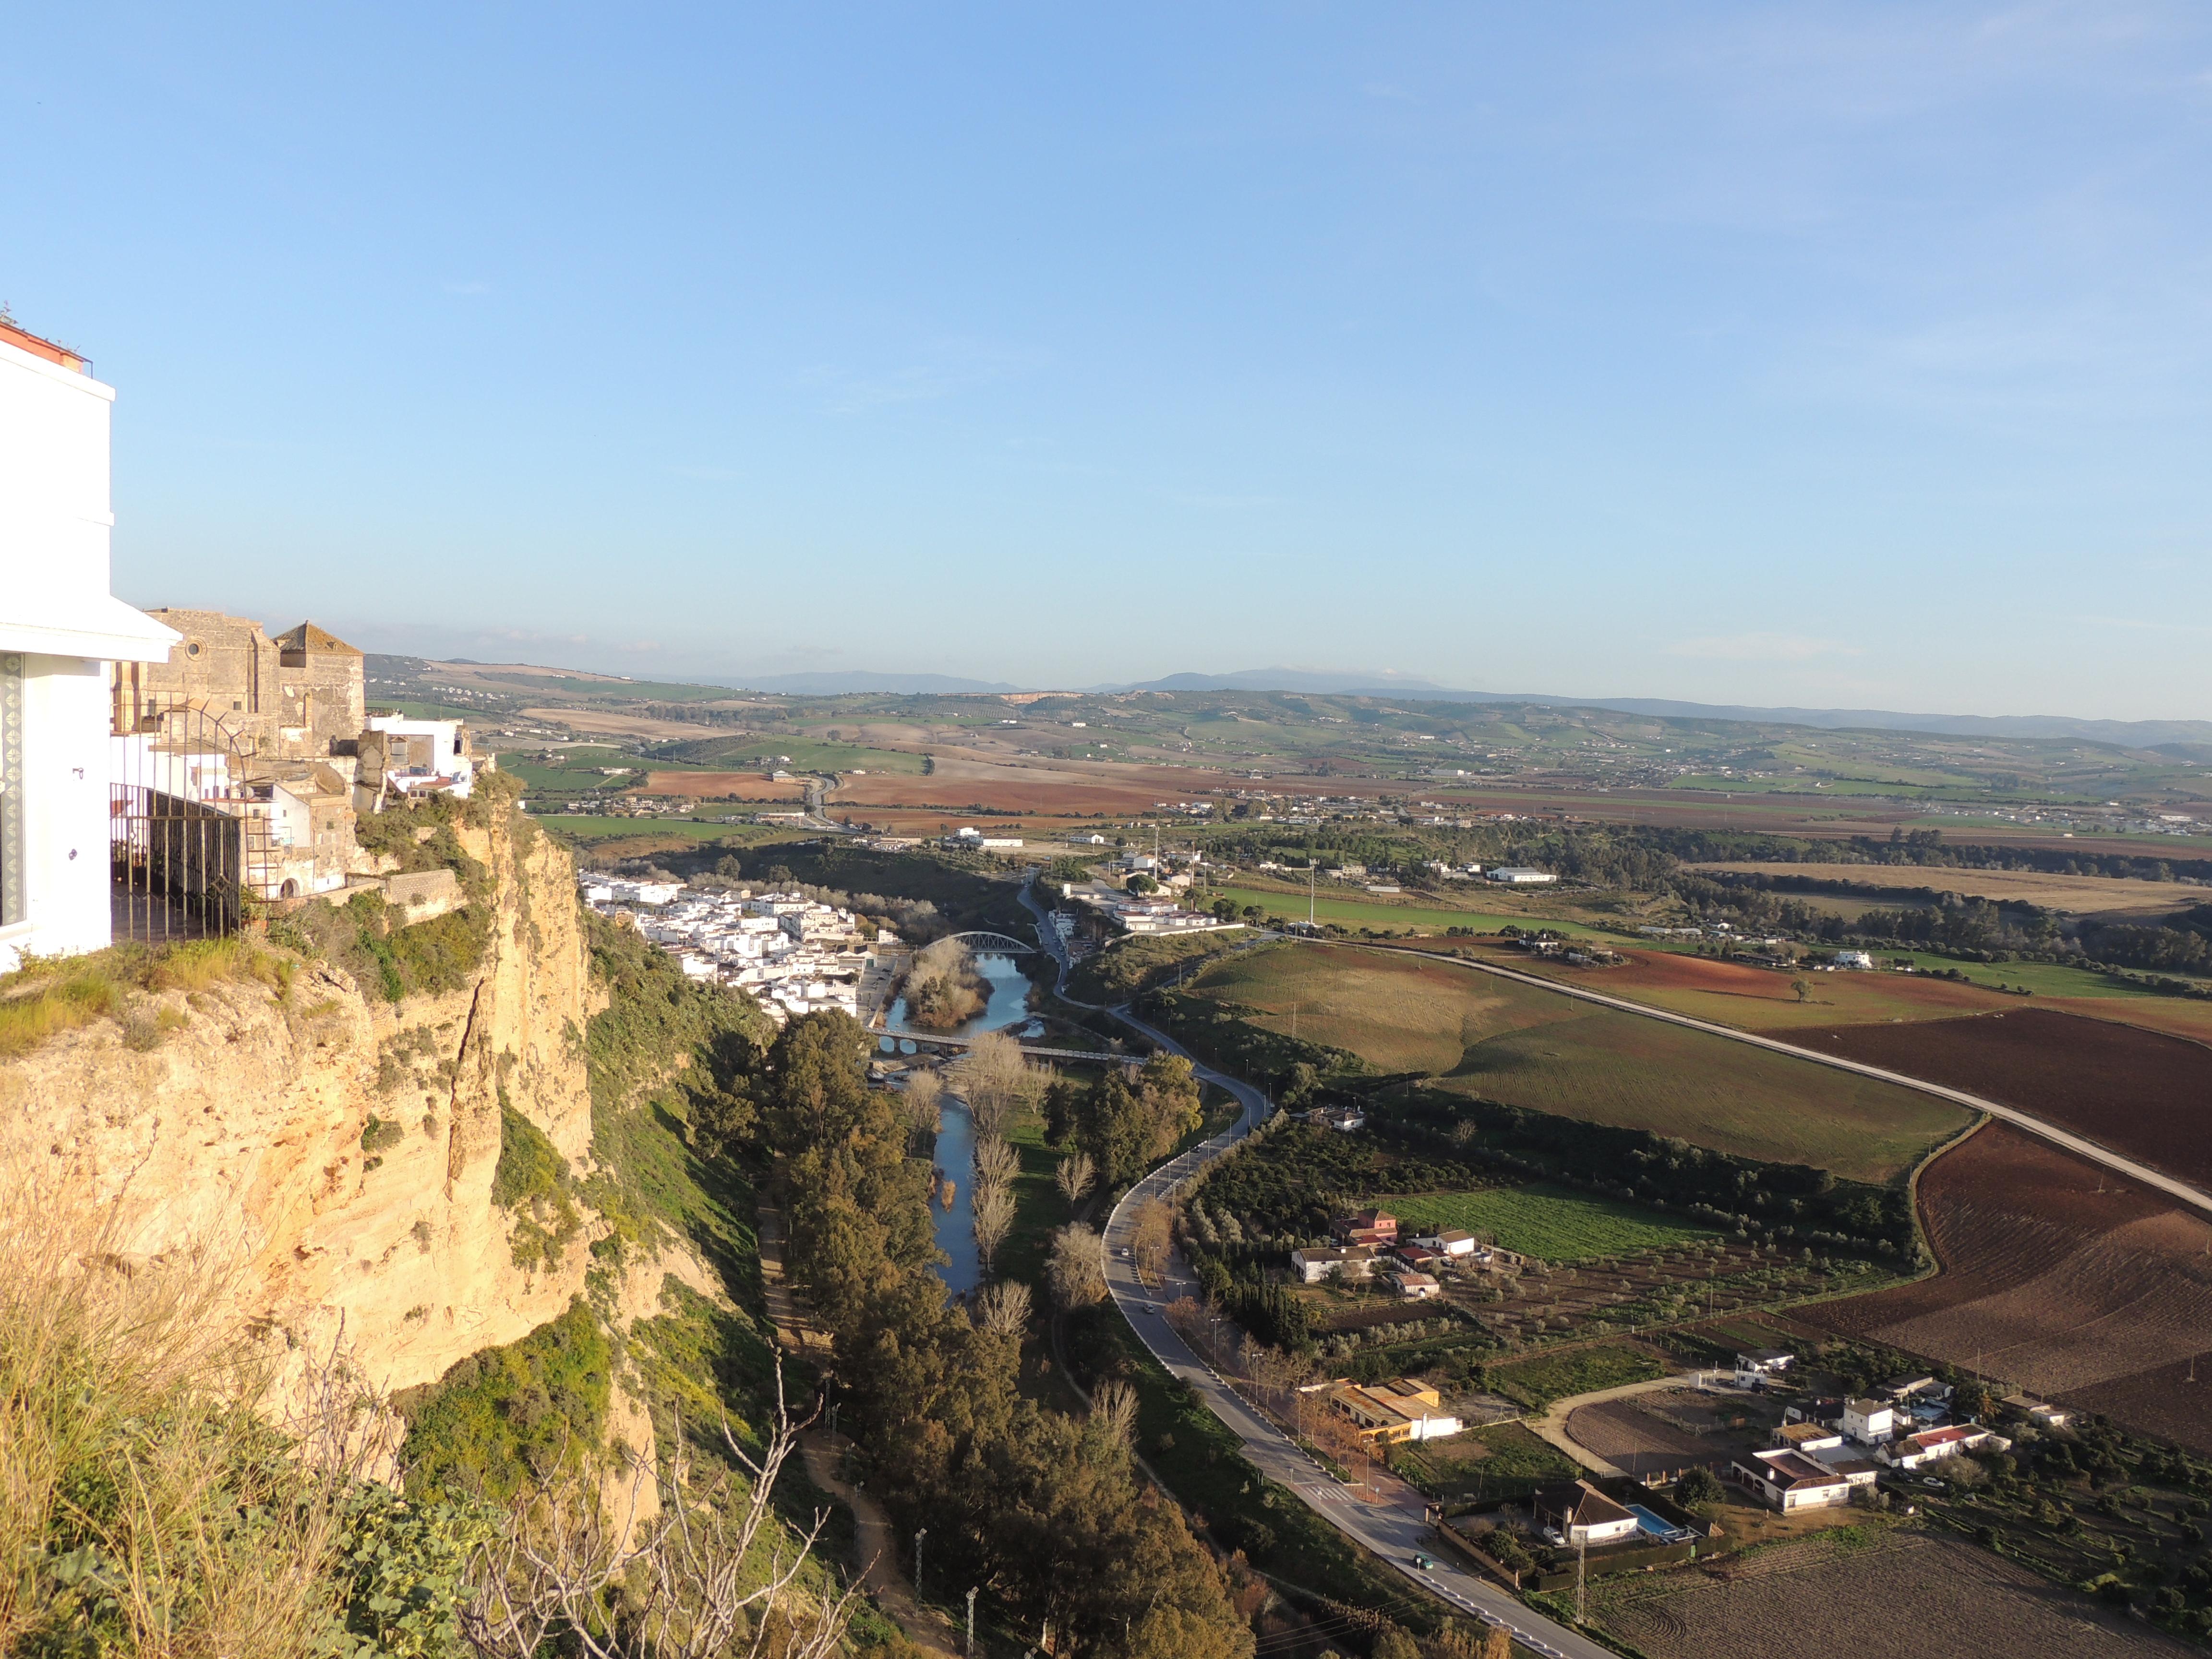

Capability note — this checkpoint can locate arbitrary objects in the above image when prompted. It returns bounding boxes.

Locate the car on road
[1411,1553,1435,1572]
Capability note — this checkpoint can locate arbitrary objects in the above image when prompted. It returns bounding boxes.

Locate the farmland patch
[1592,1528,2187,1659]
[1178,944,1967,1182]
[1802,1123,2212,1455]
[1818,1008,2212,1188]
[1383,1185,1718,1262]
[1485,1343,1667,1411]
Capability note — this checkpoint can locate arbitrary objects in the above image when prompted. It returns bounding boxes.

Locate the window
[186,640,203,658]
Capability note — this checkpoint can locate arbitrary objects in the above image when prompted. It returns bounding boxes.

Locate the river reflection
[885,952,1034,1296]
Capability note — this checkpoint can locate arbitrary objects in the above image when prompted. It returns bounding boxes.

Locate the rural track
[1340,939,2212,1221]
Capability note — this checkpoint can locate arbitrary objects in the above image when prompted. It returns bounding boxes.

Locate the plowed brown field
[1817,1008,2212,1188]
[1801,1123,2212,1454]
[1594,1528,2189,1659]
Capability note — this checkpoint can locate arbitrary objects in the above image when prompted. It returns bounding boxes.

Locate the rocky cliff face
[0,806,609,1402]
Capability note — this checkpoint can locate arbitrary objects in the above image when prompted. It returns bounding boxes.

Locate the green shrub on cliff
[395,1298,611,1506]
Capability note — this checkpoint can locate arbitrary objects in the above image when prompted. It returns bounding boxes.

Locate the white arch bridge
[943,930,1035,952]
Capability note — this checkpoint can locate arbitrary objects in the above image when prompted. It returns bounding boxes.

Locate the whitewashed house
[1842,1397,1898,1445]
[0,317,178,970]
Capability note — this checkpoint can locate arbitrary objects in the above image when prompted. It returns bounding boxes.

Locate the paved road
[1018,886,1615,1656]
[1342,939,2212,1219]
[1099,1010,1613,1659]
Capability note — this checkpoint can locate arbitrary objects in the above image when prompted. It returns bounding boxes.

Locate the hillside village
[579,872,885,1024]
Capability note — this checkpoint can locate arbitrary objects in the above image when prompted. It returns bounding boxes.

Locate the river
[879,951,1037,1297]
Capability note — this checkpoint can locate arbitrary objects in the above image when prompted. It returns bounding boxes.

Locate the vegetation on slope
[763,1008,1257,1659]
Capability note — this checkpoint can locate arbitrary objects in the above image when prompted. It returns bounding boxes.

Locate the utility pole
[1576,1534,1588,1624]
[914,1528,926,1599]
[966,1587,979,1655]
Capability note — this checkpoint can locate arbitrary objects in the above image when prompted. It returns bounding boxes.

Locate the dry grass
[0,938,293,1059]
[0,1174,367,1658]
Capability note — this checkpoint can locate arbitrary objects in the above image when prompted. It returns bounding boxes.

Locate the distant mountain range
[734,670,1025,696]
[393,653,2212,749]
[1093,668,2212,748]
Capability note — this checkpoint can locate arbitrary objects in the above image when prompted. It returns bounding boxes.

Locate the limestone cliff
[0,804,612,1401]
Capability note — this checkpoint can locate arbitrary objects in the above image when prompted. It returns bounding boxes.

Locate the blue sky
[6,3,2209,717]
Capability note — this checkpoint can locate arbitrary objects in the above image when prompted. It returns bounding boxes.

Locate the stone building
[115,609,366,764]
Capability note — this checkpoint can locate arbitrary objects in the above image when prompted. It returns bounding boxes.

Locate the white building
[1878,1425,2008,1470]
[1289,1244,1378,1284]
[1410,1228,1479,1257]
[360,714,473,805]
[1532,1481,1643,1547]
[1732,1449,1854,1513]
[1485,867,1557,885]
[1842,1397,1897,1444]
[0,317,179,971]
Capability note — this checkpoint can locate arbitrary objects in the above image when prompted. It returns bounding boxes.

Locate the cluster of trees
[1209,822,1684,891]
[764,1010,1254,1659]
[902,937,988,1029]
[1686,866,2212,983]
[1043,1054,1205,1188]
[2074,906,2212,976]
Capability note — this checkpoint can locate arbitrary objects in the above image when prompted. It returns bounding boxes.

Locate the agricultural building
[1412,1227,1479,1256]
[1731,1449,1854,1513]
[1319,1378,1462,1444]
[1774,1422,1844,1454]
[2003,1396,2074,1430]
[1332,1209,1399,1244]
[1531,1481,1642,1548]
[1290,1244,1379,1284]
[1735,1348,1795,1385]
[1384,1270,1440,1299]
[1486,866,1557,884]
[1881,1375,1947,1404]
[1880,1425,2008,1470]
[1811,1454,1881,1493]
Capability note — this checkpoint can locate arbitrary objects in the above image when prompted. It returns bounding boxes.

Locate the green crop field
[1395,1421,1579,1500]
[1213,884,1611,938]
[1380,1184,1718,1262]
[1484,1344,1668,1411]
[1182,943,1967,1182]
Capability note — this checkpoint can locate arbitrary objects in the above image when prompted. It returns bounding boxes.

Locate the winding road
[1015,884,1612,1658]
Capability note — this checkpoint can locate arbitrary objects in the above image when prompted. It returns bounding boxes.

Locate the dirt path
[757,1202,959,1657]
[1526,1372,1711,1478]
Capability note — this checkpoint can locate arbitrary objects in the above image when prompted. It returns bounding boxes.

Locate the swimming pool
[1625,1504,1696,1545]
